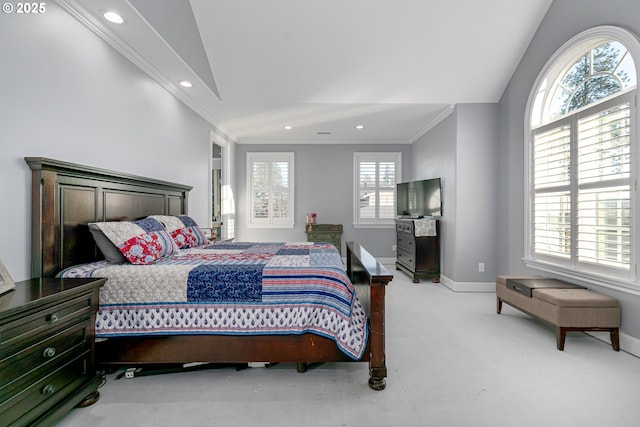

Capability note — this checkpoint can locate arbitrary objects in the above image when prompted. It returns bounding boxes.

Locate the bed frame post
[346,241,393,390]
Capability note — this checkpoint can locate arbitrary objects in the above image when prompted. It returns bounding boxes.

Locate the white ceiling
[58,0,553,144]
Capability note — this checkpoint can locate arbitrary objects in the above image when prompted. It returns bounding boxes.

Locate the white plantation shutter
[359,161,376,220]
[531,94,634,277]
[247,153,294,228]
[533,124,571,258]
[576,102,632,269]
[354,153,401,226]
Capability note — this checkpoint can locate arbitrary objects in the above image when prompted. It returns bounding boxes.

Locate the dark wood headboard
[26,158,192,278]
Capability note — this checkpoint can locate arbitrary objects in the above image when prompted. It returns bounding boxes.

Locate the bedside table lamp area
[0,259,17,296]
[305,224,343,255]
[0,274,105,426]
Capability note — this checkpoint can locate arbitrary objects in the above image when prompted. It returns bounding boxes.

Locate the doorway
[211,136,234,240]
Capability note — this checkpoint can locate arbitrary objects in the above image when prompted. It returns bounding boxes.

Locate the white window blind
[247,152,294,228]
[354,153,401,226]
[576,102,632,269]
[533,124,571,259]
[532,95,634,277]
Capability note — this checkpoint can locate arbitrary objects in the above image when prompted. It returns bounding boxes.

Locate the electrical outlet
[478,262,485,273]
[392,244,397,252]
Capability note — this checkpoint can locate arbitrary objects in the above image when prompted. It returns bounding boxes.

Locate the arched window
[525,26,639,288]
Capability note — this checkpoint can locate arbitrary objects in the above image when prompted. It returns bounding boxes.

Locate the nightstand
[305,224,343,255]
[0,277,105,426]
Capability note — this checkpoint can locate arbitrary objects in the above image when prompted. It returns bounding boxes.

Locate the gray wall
[0,2,214,281]
[234,144,412,258]
[411,104,499,286]
[411,111,457,281]
[497,0,640,341]
[455,104,499,283]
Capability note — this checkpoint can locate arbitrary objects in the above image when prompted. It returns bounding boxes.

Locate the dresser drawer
[397,248,416,269]
[307,232,341,241]
[0,321,89,398]
[396,232,415,252]
[396,222,413,233]
[0,294,93,355]
[1,352,91,427]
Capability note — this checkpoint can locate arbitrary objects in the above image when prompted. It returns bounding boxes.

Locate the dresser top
[305,224,343,232]
[0,277,105,317]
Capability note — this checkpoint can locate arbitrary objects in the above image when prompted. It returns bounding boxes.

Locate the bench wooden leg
[610,329,620,351]
[556,327,619,351]
[556,327,566,351]
[496,297,502,314]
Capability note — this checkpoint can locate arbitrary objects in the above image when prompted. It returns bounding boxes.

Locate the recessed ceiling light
[179,80,193,88]
[283,125,293,130]
[103,11,124,24]
[356,125,365,130]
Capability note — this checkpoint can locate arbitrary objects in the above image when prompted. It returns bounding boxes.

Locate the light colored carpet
[57,269,640,427]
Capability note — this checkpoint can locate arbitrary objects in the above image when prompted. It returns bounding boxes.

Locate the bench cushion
[506,278,584,297]
[533,288,619,308]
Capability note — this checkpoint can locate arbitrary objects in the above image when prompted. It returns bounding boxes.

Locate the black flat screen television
[396,178,442,218]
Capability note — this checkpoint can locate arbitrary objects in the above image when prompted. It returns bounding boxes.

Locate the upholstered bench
[496,275,620,351]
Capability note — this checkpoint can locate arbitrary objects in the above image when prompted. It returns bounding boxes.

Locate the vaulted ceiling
[58,0,553,143]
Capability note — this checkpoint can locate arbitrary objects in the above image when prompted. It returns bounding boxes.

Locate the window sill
[353,223,394,229]
[246,223,295,229]
[523,257,640,297]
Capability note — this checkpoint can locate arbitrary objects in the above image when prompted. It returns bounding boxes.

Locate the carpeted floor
[56,268,640,427]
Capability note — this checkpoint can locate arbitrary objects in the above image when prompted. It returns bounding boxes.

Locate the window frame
[353,152,402,228]
[524,26,640,294]
[246,152,295,229]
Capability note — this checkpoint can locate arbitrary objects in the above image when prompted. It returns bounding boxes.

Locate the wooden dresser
[0,277,105,426]
[305,224,343,254]
[395,218,440,283]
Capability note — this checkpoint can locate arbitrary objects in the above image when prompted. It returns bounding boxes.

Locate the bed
[26,157,393,390]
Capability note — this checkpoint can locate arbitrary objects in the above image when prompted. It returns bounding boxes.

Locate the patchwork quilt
[59,242,368,359]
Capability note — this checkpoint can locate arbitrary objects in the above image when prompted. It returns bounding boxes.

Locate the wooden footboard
[345,241,393,390]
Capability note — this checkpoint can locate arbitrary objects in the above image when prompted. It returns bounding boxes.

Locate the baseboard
[587,331,640,358]
[620,332,640,357]
[378,257,396,266]
[439,275,495,292]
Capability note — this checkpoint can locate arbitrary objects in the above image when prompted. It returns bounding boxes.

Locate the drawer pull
[43,347,56,358]
[47,313,60,323]
[42,384,56,396]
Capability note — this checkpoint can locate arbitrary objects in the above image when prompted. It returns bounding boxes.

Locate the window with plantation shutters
[246,152,294,228]
[533,96,633,271]
[532,123,572,259]
[353,152,401,226]
[527,28,638,286]
[576,101,632,269]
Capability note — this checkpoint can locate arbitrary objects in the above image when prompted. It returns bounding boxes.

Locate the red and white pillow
[90,217,179,265]
[148,215,209,249]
